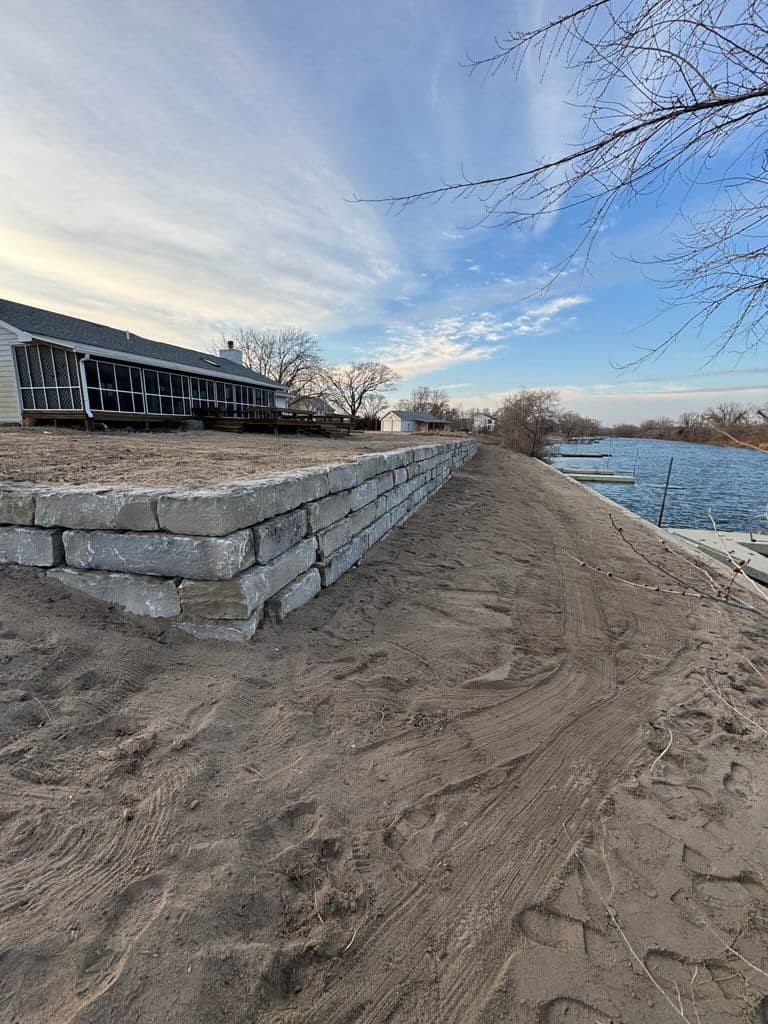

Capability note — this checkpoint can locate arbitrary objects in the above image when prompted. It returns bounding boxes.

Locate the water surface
[550,437,767,532]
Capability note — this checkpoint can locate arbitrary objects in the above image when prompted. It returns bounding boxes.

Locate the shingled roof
[387,409,447,423]
[0,297,280,388]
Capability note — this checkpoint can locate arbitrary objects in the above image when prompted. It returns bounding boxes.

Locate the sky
[0,0,766,424]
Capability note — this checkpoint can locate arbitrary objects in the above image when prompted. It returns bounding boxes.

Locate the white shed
[380,409,447,433]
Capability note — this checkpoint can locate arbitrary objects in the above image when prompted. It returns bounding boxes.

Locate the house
[0,298,288,426]
[380,409,447,433]
[473,412,498,432]
[288,395,336,417]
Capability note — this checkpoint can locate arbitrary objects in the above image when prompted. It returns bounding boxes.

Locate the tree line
[495,390,768,458]
[603,402,768,447]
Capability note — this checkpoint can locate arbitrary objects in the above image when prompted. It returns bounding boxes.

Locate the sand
[1,446,766,1023]
[0,427,455,487]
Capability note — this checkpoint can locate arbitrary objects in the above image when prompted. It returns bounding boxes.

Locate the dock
[559,467,615,476]
[668,529,768,585]
[551,451,612,458]
[565,472,635,484]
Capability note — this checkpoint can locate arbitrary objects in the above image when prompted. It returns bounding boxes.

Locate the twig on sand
[341,923,360,955]
[745,655,768,686]
[32,696,53,725]
[690,910,768,984]
[313,880,324,924]
[568,551,768,620]
[648,728,673,777]
[706,670,768,737]
[564,830,695,1024]
[689,966,702,1024]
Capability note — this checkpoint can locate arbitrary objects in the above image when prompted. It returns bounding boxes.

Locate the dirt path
[1,446,766,1023]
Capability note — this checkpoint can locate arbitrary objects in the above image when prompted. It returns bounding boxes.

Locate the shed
[380,409,447,433]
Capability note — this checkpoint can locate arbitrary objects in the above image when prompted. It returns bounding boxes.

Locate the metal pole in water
[657,457,674,527]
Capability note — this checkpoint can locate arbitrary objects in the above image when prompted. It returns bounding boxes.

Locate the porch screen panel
[142,368,191,416]
[14,344,84,411]
[85,359,148,413]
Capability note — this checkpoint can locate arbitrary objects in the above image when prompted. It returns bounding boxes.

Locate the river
[549,436,768,532]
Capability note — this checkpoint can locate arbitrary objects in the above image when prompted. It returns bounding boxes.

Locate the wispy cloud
[379,313,506,378]
[511,295,588,335]
[0,1,403,346]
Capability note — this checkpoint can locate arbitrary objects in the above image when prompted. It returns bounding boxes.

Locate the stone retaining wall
[0,439,476,640]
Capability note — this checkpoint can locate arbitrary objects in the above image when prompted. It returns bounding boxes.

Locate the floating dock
[668,529,768,585]
[559,467,616,476]
[552,452,612,458]
[565,472,635,484]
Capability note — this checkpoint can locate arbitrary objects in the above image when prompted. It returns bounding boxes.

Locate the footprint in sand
[75,874,166,1003]
[518,907,586,953]
[723,761,753,799]
[541,996,610,1023]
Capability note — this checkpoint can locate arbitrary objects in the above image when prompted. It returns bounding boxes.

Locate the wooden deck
[23,407,353,436]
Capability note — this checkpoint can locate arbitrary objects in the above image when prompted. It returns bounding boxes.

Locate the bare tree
[365,2,768,359]
[319,362,399,423]
[557,409,602,439]
[704,400,753,429]
[407,386,451,419]
[217,327,323,397]
[498,388,560,457]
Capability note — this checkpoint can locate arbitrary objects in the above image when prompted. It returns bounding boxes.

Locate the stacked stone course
[0,439,476,640]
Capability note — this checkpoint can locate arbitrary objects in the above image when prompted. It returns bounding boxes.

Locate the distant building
[380,409,447,433]
[473,413,498,432]
[0,297,288,425]
[288,395,336,417]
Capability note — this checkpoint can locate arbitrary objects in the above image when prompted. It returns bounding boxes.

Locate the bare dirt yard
[0,427,451,487]
[1,446,767,1024]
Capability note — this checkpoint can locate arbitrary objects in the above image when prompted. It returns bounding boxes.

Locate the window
[187,377,274,417]
[84,359,146,414]
[141,368,190,416]
[14,344,82,411]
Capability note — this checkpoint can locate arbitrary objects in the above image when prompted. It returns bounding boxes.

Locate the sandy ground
[1,446,767,1024]
[0,427,455,486]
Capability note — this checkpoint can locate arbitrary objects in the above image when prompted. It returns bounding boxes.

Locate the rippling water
[550,436,768,532]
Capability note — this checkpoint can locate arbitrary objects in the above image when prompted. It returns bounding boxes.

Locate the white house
[473,412,498,432]
[380,409,447,433]
[0,297,289,426]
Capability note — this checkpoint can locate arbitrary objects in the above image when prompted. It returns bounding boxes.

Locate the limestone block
[178,536,316,618]
[324,463,360,491]
[264,568,321,622]
[315,501,378,559]
[35,486,159,531]
[0,526,63,566]
[0,488,35,526]
[306,490,353,533]
[366,514,391,547]
[354,453,391,481]
[317,533,367,587]
[64,528,254,580]
[253,508,307,564]
[49,566,180,617]
[177,608,263,642]
[374,471,395,496]
[350,479,377,511]
[393,468,408,485]
[157,474,321,536]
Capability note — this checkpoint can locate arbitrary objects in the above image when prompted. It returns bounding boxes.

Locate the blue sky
[1,0,766,423]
